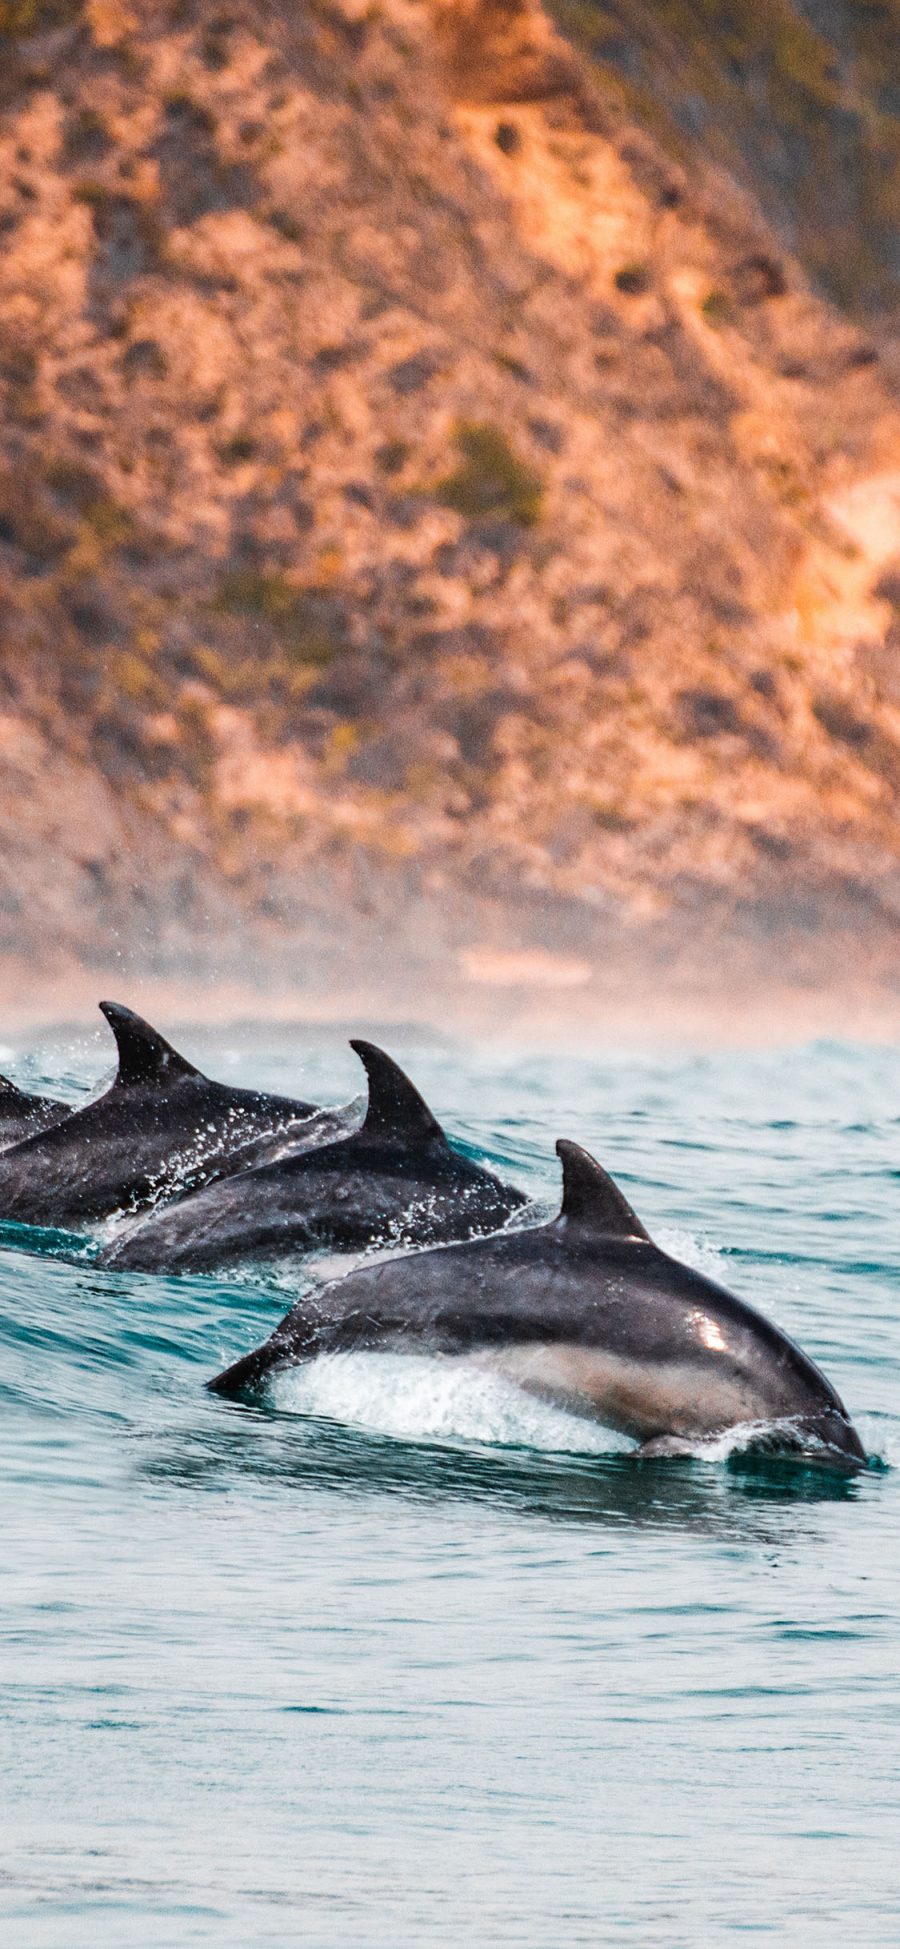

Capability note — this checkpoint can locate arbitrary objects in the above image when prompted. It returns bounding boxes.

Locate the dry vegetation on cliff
[1,0,899,1003]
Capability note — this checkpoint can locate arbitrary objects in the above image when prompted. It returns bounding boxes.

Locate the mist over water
[2,1027,899,1945]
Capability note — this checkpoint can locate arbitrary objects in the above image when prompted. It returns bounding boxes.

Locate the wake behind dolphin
[208,1140,866,1468]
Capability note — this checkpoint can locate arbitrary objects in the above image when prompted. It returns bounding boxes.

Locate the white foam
[855,1416,896,1469]
[269,1351,634,1454]
[656,1225,726,1279]
[267,1356,878,1470]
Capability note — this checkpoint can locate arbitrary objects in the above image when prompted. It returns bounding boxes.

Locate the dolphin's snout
[811,1407,867,1469]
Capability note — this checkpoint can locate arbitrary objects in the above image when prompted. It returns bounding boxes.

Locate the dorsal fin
[555,1140,652,1240]
[99,1001,203,1089]
[350,1040,447,1145]
[0,1074,29,1103]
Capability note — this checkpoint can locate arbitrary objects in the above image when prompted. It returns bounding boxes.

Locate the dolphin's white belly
[472,1342,760,1440]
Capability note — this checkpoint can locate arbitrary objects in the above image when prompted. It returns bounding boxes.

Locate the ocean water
[1,1024,899,1947]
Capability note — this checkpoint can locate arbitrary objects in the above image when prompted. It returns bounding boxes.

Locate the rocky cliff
[1,0,900,1020]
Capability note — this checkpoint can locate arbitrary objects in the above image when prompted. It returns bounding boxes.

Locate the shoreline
[4,948,900,1049]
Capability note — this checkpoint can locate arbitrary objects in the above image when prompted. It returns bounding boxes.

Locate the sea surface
[1,1023,899,1946]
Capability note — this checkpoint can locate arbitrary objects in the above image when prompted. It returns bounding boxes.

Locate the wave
[270,1351,635,1454]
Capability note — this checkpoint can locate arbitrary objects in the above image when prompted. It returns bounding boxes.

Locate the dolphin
[207,1139,866,1468]
[101,1040,528,1272]
[0,1001,339,1230]
[0,1074,70,1149]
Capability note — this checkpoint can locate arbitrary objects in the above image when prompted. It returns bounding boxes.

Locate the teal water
[1,1026,899,1946]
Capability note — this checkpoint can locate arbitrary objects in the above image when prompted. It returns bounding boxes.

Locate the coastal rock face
[541,0,900,324]
[1,0,899,993]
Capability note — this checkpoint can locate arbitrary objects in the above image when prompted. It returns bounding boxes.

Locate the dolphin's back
[103,1042,527,1271]
[103,1131,525,1271]
[320,1228,844,1398]
[0,1075,321,1222]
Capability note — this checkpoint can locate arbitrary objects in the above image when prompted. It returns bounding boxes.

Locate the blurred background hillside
[1,0,900,1032]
